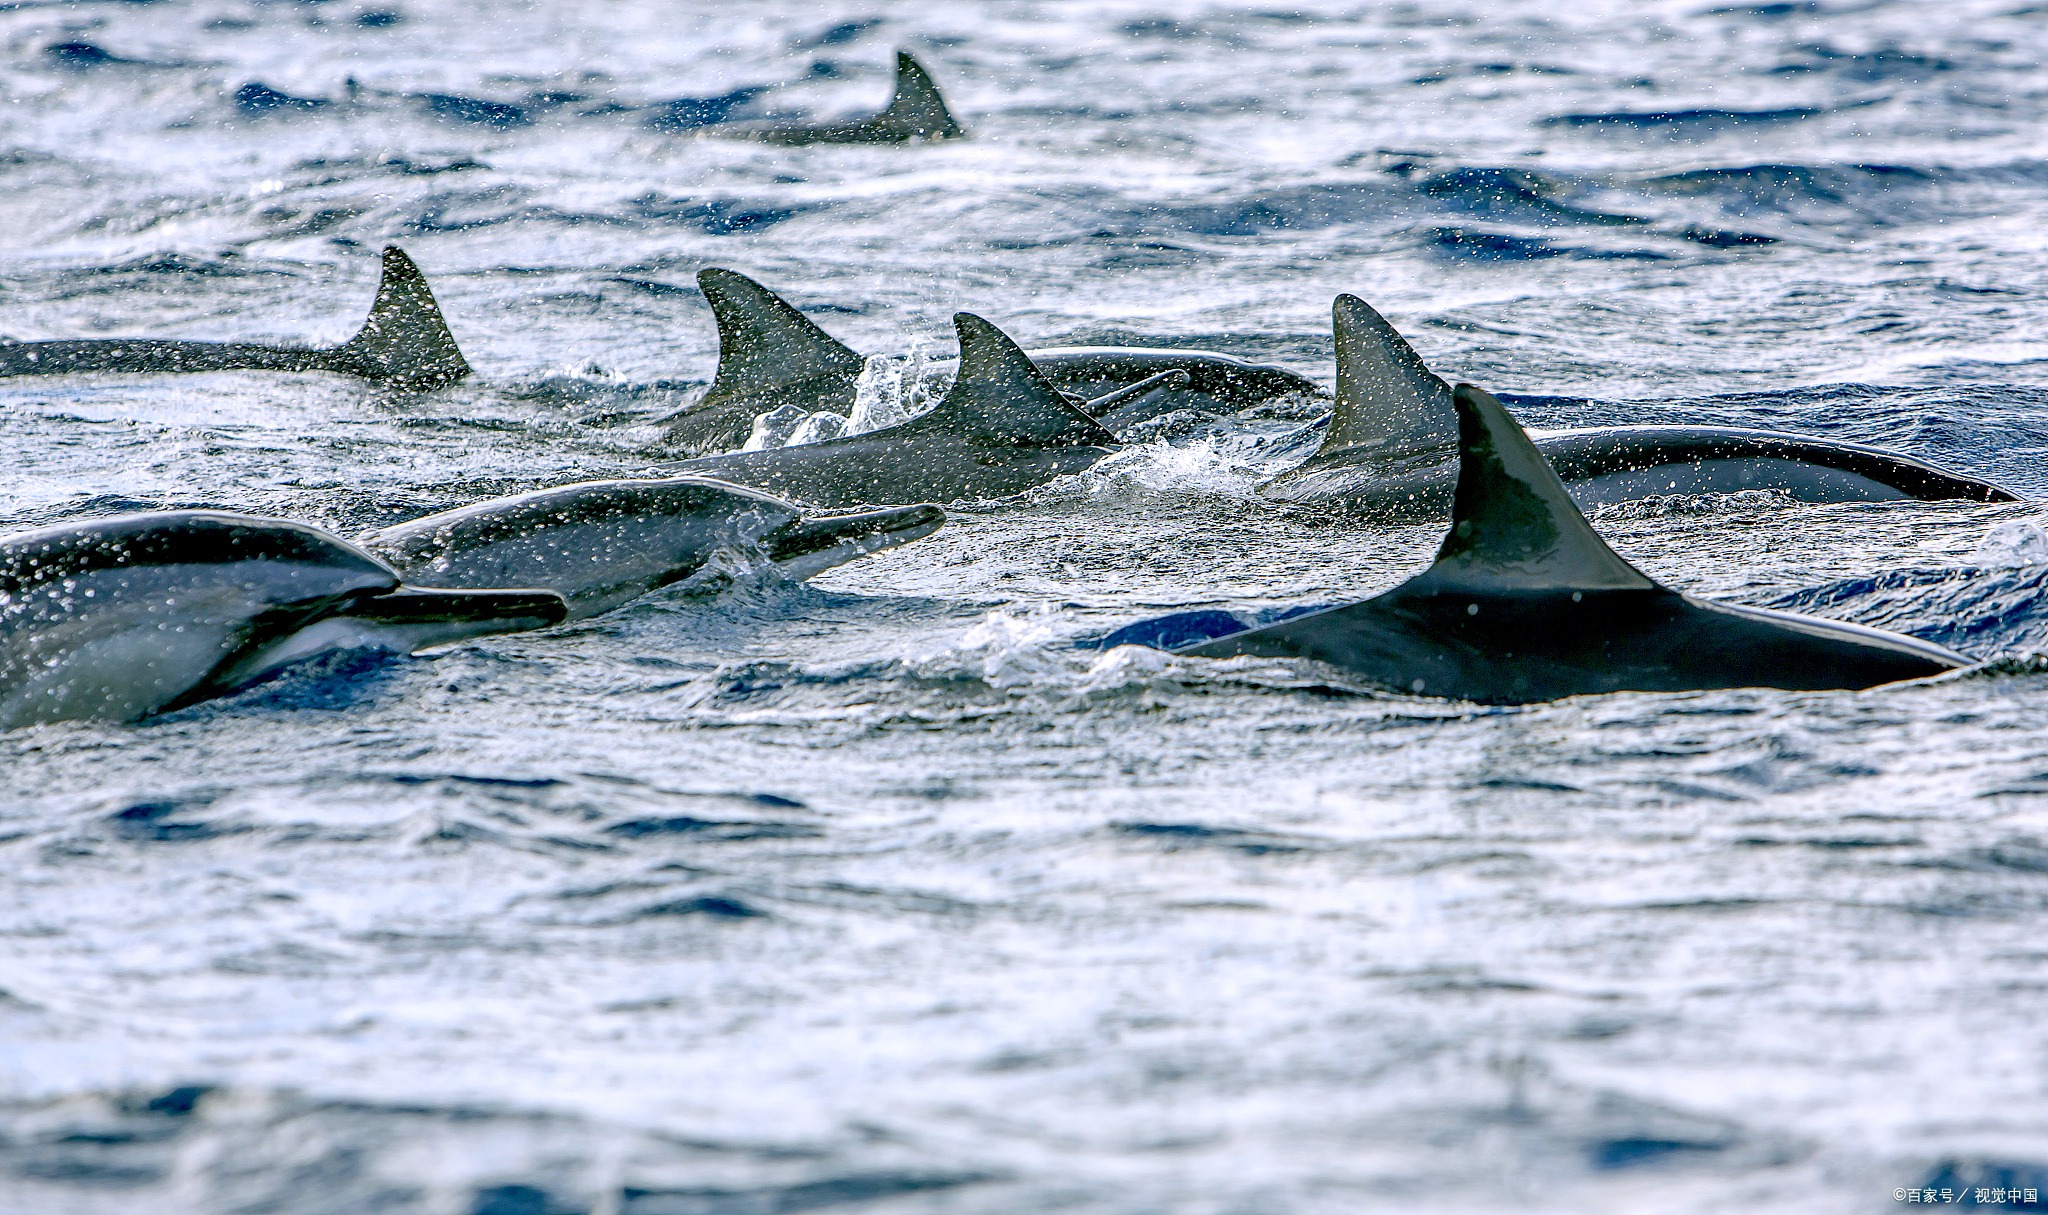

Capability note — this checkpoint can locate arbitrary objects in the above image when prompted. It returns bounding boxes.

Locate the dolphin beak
[1080,368,1191,417]
[200,584,571,698]
[344,585,570,631]
[764,503,946,580]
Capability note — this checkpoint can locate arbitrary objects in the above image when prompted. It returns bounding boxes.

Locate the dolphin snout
[765,503,946,569]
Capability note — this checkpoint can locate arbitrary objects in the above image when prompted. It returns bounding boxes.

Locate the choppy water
[6,2,2048,1212]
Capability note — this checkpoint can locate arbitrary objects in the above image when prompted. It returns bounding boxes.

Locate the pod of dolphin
[0,50,2013,727]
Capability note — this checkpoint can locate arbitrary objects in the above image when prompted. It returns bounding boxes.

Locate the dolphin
[657,313,1120,509]
[651,267,1321,456]
[0,512,565,728]
[713,50,964,145]
[1175,384,1967,703]
[0,246,472,390]
[364,476,945,621]
[1259,295,2018,513]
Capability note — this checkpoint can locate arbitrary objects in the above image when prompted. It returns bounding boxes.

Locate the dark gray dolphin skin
[714,50,964,145]
[365,476,945,621]
[0,246,472,390]
[651,267,1319,456]
[0,512,565,728]
[658,313,1120,509]
[655,268,870,456]
[1260,295,2018,514]
[1179,384,1967,703]
[986,347,1326,431]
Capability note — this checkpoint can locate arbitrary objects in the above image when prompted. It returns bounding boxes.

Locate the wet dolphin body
[657,313,1120,509]
[712,50,965,145]
[1259,295,2017,514]
[365,476,945,622]
[0,512,565,728]
[651,267,1320,456]
[0,247,472,390]
[1176,384,1967,703]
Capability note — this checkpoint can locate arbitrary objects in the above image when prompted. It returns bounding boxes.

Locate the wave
[1423,226,1677,261]
[1762,557,2048,655]
[1544,99,1882,130]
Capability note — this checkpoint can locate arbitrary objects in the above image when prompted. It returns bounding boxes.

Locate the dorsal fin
[698,268,868,405]
[331,246,472,388]
[899,313,1118,447]
[1311,294,1453,463]
[1409,383,1657,592]
[873,50,964,140]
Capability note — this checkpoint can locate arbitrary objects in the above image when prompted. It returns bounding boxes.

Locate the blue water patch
[1426,227,1675,261]
[642,86,772,133]
[421,93,529,129]
[1760,565,2048,656]
[235,82,329,115]
[1915,1159,2048,1207]
[1545,104,1837,129]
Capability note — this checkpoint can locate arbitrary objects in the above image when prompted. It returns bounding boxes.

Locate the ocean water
[5,2,2048,1212]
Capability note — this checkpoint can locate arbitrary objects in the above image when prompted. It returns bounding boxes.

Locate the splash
[1076,439,1268,500]
[1968,519,2048,568]
[918,603,1083,689]
[1590,488,1800,520]
[743,350,937,452]
[845,349,933,435]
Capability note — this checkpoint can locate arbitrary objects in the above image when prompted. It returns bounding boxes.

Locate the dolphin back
[324,246,473,388]
[0,511,395,599]
[1257,295,1452,503]
[723,50,964,145]
[653,313,1119,508]
[1408,383,1658,595]
[871,50,965,141]
[366,477,804,620]
[655,269,868,455]
[1182,385,1965,701]
[0,246,470,388]
[1260,294,2016,511]
[900,313,1119,448]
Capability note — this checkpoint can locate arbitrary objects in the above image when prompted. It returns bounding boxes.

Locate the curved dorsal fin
[1311,294,1452,463]
[1410,383,1657,592]
[874,50,964,140]
[332,246,472,388]
[699,268,868,404]
[899,313,1117,447]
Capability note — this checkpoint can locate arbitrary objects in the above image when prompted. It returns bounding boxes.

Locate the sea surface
[5,2,2048,1212]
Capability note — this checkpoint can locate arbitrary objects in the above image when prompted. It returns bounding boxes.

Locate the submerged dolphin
[996,346,1326,432]
[658,313,1120,509]
[651,267,1321,456]
[365,476,945,621]
[1176,384,1966,702]
[0,247,472,390]
[0,512,565,728]
[1259,295,2017,513]
[712,50,964,145]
